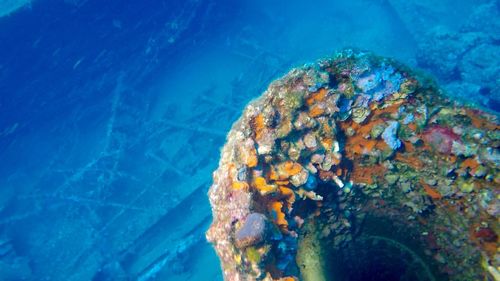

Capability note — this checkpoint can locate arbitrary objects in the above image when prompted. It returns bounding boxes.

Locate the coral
[382,121,402,150]
[207,50,499,281]
[423,126,459,154]
[270,201,288,228]
[421,180,442,200]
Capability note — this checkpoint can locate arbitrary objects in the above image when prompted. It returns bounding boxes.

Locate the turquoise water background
[0,0,498,280]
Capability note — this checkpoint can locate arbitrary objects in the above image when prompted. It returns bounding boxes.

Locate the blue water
[0,0,497,280]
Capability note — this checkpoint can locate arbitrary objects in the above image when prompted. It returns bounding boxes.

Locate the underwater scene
[0,0,498,280]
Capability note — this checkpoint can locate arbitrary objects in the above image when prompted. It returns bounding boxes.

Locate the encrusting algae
[206,50,499,281]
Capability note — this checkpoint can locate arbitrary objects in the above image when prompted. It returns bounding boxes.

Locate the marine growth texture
[206,50,499,281]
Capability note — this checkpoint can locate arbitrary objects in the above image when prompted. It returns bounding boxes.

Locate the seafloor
[0,0,498,280]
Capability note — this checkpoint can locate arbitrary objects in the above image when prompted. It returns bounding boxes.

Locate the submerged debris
[207,50,499,281]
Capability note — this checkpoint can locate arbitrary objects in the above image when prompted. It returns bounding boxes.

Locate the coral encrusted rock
[206,50,499,281]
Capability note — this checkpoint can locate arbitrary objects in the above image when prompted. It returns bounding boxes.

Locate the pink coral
[423,126,460,154]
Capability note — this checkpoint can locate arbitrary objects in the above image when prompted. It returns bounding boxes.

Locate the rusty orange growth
[395,153,425,170]
[270,201,288,228]
[309,104,325,117]
[344,135,387,157]
[253,113,266,140]
[352,119,385,136]
[335,168,344,177]
[372,101,403,115]
[339,119,388,158]
[306,88,327,106]
[403,140,415,153]
[446,154,457,164]
[465,109,500,131]
[460,157,480,175]
[350,164,386,185]
[353,138,376,155]
[420,180,442,200]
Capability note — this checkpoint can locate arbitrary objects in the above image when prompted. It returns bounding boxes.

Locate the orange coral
[270,201,288,227]
[456,157,480,177]
[253,177,277,195]
[465,109,500,131]
[395,153,425,170]
[335,168,343,177]
[253,114,266,140]
[232,181,249,191]
[353,119,384,136]
[279,186,294,197]
[344,134,387,157]
[421,180,442,200]
[283,161,303,176]
[306,88,327,105]
[270,162,304,180]
[350,137,377,155]
[309,104,325,117]
[340,119,389,158]
[460,158,479,171]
